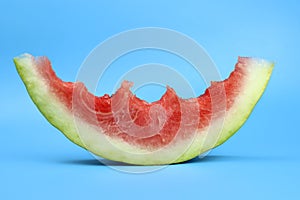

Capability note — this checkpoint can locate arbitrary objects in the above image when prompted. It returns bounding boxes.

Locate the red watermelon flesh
[36,56,243,148]
[14,54,274,164]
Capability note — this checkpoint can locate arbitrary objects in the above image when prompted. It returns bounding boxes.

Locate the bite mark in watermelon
[14,54,274,165]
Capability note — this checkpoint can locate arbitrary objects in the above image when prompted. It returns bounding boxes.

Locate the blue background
[1,0,299,199]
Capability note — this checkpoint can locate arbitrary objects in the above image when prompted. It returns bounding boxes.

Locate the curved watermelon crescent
[14,54,274,165]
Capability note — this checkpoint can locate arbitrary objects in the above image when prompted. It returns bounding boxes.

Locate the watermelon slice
[14,53,274,165]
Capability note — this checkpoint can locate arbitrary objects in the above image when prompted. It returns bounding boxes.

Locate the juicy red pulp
[36,57,245,150]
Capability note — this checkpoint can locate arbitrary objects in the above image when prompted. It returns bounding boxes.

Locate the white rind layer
[14,54,274,165]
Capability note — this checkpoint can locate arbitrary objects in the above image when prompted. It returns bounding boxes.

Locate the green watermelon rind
[14,54,85,148]
[14,54,274,165]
